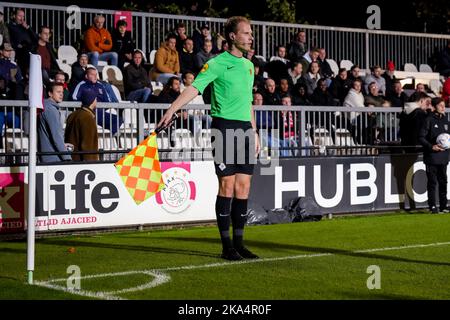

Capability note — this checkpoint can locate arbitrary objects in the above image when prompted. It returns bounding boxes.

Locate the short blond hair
[224,16,250,44]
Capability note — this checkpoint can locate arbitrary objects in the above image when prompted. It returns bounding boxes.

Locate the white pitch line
[34,241,450,299]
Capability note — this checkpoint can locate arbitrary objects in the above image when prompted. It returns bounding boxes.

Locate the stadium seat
[149,50,157,65]
[6,128,28,152]
[102,65,124,82]
[255,55,266,62]
[340,59,354,71]
[404,63,418,72]
[313,128,334,147]
[429,79,442,95]
[110,84,124,102]
[326,59,339,76]
[57,45,78,65]
[419,64,433,73]
[58,63,72,79]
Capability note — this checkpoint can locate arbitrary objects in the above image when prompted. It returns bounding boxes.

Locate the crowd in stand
[1,8,450,161]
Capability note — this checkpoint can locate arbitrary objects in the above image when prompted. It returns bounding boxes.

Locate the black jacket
[399,103,428,148]
[419,112,450,165]
[123,62,152,96]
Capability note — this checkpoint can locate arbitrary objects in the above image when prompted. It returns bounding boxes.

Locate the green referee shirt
[192,51,254,121]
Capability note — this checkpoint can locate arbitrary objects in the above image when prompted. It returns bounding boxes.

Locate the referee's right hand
[158,109,175,129]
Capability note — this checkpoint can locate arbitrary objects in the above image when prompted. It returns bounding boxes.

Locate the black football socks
[215,195,233,250]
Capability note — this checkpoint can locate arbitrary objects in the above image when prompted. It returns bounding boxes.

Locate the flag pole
[27,54,43,284]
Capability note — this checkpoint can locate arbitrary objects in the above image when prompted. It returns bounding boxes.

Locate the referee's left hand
[255,132,260,156]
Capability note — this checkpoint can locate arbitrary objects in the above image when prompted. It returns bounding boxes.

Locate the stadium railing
[1,100,435,165]
[2,2,450,70]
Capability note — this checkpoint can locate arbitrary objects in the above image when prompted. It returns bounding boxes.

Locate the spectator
[124,50,153,102]
[310,78,338,143]
[408,83,428,102]
[288,30,307,62]
[386,80,408,109]
[343,79,366,143]
[69,53,89,93]
[329,68,352,105]
[278,94,300,156]
[437,41,450,77]
[287,61,304,87]
[252,59,265,92]
[182,71,195,88]
[219,39,229,53]
[442,75,450,105]
[175,22,188,53]
[317,48,333,79]
[364,65,386,95]
[112,19,134,70]
[382,60,396,96]
[0,42,25,99]
[32,26,60,84]
[72,67,122,134]
[418,97,450,213]
[150,34,181,85]
[157,76,181,104]
[364,82,387,107]
[157,76,187,128]
[54,71,70,101]
[65,89,99,161]
[179,38,196,75]
[253,91,278,154]
[37,83,71,163]
[292,82,312,106]
[8,8,38,72]
[399,92,429,149]
[300,47,320,76]
[192,23,218,54]
[348,64,363,84]
[0,10,10,46]
[270,45,290,64]
[262,78,281,106]
[277,78,291,96]
[311,78,337,107]
[0,42,23,148]
[303,61,321,96]
[84,15,118,67]
[194,39,216,74]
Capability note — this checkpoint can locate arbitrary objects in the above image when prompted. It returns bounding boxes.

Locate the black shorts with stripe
[211,117,256,177]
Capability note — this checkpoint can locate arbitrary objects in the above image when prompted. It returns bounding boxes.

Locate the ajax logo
[156,163,196,214]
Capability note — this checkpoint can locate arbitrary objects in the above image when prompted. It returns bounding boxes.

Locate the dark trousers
[426,164,448,210]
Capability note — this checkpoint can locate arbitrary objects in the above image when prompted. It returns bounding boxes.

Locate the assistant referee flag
[115,133,165,204]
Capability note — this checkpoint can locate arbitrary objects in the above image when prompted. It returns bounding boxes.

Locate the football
[436,133,450,149]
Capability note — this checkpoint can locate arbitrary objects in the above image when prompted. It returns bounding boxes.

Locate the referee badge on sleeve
[200,63,209,73]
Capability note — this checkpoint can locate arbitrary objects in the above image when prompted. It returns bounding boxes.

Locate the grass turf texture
[0,212,449,300]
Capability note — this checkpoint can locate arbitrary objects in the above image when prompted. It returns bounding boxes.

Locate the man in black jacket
[112,20,135,70]
[399,92,429,151]
[8,8,38,72]
[418,97,450,214]
[124,50,153,102]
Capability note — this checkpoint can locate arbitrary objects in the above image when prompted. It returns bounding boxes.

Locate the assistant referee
[158,16,260,260]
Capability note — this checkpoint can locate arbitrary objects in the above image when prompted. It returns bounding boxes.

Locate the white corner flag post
[27,54,43,284]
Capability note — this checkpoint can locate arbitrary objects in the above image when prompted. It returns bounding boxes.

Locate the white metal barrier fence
[1,2,450,69]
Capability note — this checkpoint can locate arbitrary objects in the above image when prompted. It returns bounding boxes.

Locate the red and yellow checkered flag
[115,132,165,205]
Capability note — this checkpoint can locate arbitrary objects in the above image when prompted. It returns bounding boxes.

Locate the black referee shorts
[211,117,256,177]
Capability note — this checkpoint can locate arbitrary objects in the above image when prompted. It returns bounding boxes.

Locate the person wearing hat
[37,83,71,163]
[64,89,99,161]
[69,53,89,93]
[0,9,11,46]
[382,60,397,96]
[0,42,25,99]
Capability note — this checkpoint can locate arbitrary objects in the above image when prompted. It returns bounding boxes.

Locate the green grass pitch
[1,212,449,300]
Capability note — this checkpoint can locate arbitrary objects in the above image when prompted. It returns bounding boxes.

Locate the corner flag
[115,133,165,205]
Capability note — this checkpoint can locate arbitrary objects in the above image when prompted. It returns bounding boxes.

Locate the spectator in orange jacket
[84,15,118,67]
[150,34,180,85]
